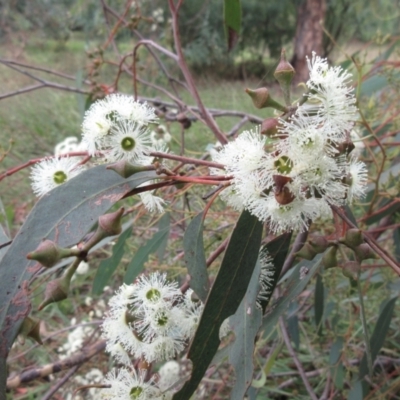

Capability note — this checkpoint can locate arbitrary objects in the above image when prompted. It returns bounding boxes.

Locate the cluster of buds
[296,228,377,279]
[24,208,124,317]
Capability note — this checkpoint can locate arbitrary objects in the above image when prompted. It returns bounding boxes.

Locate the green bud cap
[19,316,42,345]
[341,229,363,248]
[354,243,378,262]
[99,207,124,236]
[107,161,153,178]
[82,207,125,251]
[295,243,317,261]
[27,240,75,268]
[322,245,338,269]
[309,236,329,254]
[342,261,361,280]
[260,118,280,137]
[245,87,288,112]
[274,49,295,106]
[38,276,69,310]
[274,49,295,85]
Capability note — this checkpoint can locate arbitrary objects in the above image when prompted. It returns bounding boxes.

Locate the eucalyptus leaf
[183,211,209,302]
[0,165,156,394]
[359,296,397,379]
[229,259,262,400]
[0,225,9,263]
[173,210,263,400]
[92,226,133,295]
[157,212,170,262]
[262,254,324,338]
[124,228,169,284]
[223,0,241,50]
[315,272,324,335]
[258,233,292,313]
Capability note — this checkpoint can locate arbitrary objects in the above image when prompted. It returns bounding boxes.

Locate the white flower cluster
[81,94,158,162]
[212,53,367,233]
[101,367,172,400]
[30,95,168,213]
[30,156,85,197]
[101,272,203,365]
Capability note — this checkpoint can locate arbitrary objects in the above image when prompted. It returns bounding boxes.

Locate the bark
[291,0,327,84]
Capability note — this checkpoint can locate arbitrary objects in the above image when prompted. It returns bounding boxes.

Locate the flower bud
[295,243,317,261]
[322,246,338,269]
[38,276,69,310]
[107,161,154,178]
[342,261,360,280]
[245,88,287,112]
[260,118,280,137]
[19,316,42,345]
[274,49,295,105]
[354,243,378,262]
[332,137,355,156]
[83,207,125,250]
[274,49,295,84]
[309,236,329,254]
[341,229,363,248]
[99,207,124,236]
[273,175,294,205]
[27,240,79,268]
[176,112,191,129]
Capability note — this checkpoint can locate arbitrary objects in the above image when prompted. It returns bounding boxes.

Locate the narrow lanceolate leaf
[124,228,169,284]
[92,226,133,295]
[223,0,241,51]
[359,296,397,379]
[262,253,324,338]
[157,212,170,262]
[0,224,9,263]
[314,272,324,336]
[0,166,156,396]
[229,259,262,400]
[258,233,292,313]
[173,210,263,400]
[183,211,209,302]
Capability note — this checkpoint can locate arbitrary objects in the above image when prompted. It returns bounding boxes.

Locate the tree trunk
[291,0,327,84]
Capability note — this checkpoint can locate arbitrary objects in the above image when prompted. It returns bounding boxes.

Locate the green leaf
[92,226,133,295]
[329,336,344,365]
[258,232,292,313]
[359,296,397,379]
[124,228,169,284]
[229,259,262,400]
[0,165,156,394]
[173,210,263,400]
[287,301,300,350]
[157,212,170,262]
[183,211,209,302]
[360,75,388,97]
[333,362,345,390]
[394,228,400,263]
[314,272,324,335]
[223,0,241,50]
[262,254,324,337]
[347,380,364,400]
[0,224,9,263]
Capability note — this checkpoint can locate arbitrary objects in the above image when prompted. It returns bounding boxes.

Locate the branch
[6,340,106,389]
[41,365,81,400]
[279,317,318,400]
[168,0,228,145]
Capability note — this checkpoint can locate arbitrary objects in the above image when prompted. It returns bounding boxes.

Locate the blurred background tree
[1,0,399,80]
